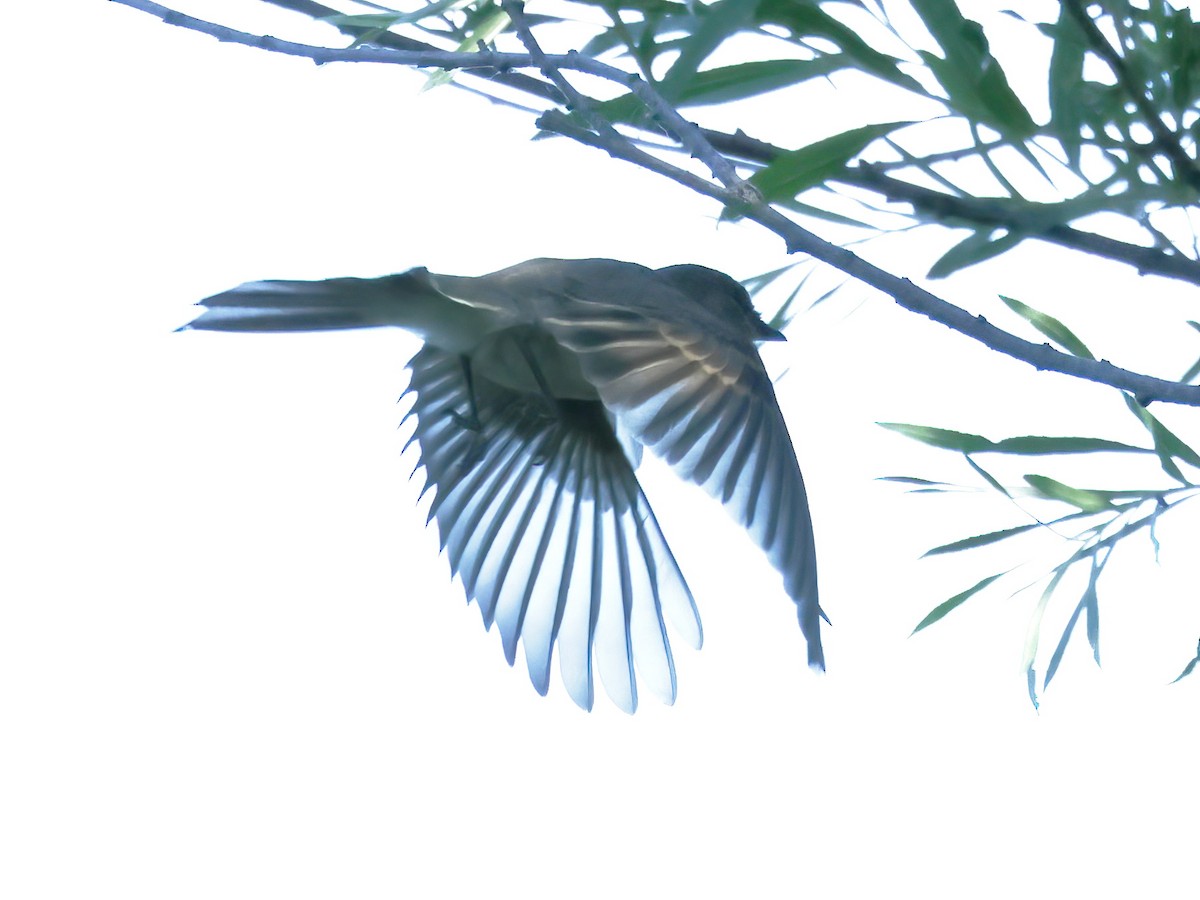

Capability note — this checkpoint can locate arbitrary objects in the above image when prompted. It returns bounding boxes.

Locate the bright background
[3,2,1198,897]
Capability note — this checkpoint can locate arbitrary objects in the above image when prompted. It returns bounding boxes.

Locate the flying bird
[184,258,825,712]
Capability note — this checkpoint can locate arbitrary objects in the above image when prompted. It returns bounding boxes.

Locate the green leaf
[1023,565,1072,708]
[755,0,924,94]
[749,122,909,203]
[1044,554,1104,690]
[1024,475,1116,512]
[990,436,1152,455]
[909,0,1037,139]
[322,13,406,27]
[1046,2,1089,168]
[658,0,758,102]
[758,196,880,229]
[672,57,845,106]
[1043,594,1086,690]
[878,422,993,453]
[324,0,473,30]
[1170,640,1200,684]
[577,6,690,64]
[741,262,801,295]
[805,279,847,312]
[1084,556,1099,672]
[923,522,1042,556]
[912,572,1008,634]
[1122,394,1200,482]
[999,295,1094,359]
[763,268,816,332]
[927,229,1024,279]
[877,476,953,486]
[1180,355,1200,384]
[882,424,1149,465]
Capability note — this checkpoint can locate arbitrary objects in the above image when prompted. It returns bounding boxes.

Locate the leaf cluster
[882,292,1200,700]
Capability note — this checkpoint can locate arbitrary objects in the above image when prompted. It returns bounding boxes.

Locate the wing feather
[540,303,825,670]
[403,345,700,711]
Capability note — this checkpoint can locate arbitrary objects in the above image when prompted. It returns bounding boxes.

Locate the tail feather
[183,272,431,333]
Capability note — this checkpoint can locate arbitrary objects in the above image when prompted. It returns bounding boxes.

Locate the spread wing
[539,297,825,669]
[402,346,702,713]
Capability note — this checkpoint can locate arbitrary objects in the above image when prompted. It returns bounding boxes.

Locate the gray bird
[185,258,825,712]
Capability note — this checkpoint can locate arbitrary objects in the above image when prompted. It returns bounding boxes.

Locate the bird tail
[181,269,436,333]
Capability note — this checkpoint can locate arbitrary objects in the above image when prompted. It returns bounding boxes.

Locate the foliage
[115,0,1200,699]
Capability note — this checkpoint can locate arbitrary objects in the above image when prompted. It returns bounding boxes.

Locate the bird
[183,258,825,712]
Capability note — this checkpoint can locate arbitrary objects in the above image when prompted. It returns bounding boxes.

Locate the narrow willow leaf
[755,0,925,94]
[1083,557,1102,667]
[912,572,1007,634]
[1024,475,1116,512]
[659,0,756,102]
[923,522,1042,556]
[909,0,1037,138]
[322,13,406,27]
[1170,640,1200,684]
[1149,502,1164,562]
[1122,394,1200,480]
[763,197,878,228]
[990,436,1152,455]
[576,8,686,63]
[876,476,956,487]
[674,57,844,106]
[1046,4,1088,168]
[326,0,472,28]
[1023,565,1072,708]
[878,422,993,452]
[928,229,1023,279]
[741,262,801,295]
[1000,295,1094,359]
[750,122,910,203]
[1043,595,1086,690]
[1180,355,1200,384]
[806,280,846,311]
[766,270,817,331]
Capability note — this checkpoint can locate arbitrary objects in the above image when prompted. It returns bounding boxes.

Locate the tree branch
[738,204,1200,406]
[110,0,1200,407]
[701,129,1200,289]
[499,0,758,206]
[109,0,544,70]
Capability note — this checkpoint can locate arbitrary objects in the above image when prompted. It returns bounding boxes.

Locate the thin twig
[258,0,565,104]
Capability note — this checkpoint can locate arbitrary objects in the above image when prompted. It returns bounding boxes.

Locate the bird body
[186,258,824,712]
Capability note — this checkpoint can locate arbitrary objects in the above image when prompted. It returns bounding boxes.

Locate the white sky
[4,1,1199,897]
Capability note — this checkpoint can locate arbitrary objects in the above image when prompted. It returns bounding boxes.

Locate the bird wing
[402,345,702,713]
[537,292,825,670]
